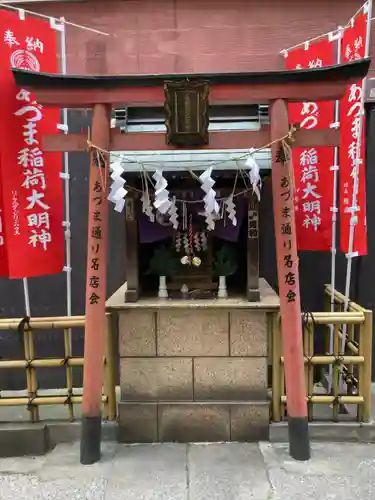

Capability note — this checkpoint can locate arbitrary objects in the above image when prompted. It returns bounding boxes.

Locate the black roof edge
[11,58,371,90]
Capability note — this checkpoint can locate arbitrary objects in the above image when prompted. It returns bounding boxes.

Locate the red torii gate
[12,58,370,464]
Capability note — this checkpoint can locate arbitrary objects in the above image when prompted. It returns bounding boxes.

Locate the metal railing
[0,314,117,422]
[271,287,372,422]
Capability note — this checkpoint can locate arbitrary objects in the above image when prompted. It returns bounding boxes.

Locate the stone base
[109,279,279,444]
[118,401,270,443]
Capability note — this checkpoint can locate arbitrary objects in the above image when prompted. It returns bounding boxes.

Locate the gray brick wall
[117,307,271,442]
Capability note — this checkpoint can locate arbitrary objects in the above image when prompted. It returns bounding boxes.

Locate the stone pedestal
[106,278,279,443]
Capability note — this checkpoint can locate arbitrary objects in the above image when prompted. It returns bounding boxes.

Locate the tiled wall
[30,0,369,76]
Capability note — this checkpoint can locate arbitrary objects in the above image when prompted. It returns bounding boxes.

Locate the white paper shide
[245,152,262,201]
[200,167,219,231]
[108,159,127,213]
[153,168,172,215]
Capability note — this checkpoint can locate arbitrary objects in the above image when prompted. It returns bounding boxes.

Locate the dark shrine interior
[136,171,261,299]
[139,236,247,297]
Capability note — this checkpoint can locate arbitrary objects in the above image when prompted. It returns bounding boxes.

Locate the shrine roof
[11,58,370,89]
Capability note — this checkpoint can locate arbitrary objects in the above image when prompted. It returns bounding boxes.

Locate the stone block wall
[117,307,272,442]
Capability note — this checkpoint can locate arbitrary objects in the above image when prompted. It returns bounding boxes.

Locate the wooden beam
[247,194,260,301]
[124,196,140,302]
[294,128,340,148]
[32,79,358,108]
[42,128,340,152]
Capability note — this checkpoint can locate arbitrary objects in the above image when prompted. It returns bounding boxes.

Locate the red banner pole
[328,26,343,391]
[270,99,310,461]
[80,103,111,465]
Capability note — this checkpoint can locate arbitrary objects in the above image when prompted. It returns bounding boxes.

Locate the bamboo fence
[0,286,371,426]
[271,286,373,423]
[0,314,117,422]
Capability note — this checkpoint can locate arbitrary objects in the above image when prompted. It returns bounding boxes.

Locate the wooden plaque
[164,79,209,147]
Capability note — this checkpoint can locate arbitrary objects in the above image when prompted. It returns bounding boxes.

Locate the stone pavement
[0,441,374,499]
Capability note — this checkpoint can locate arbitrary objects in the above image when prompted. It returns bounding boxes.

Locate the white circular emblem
[10,50,40,72]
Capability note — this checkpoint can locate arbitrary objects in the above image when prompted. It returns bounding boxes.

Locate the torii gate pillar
[80,103,111,465]
[270,99,310,461]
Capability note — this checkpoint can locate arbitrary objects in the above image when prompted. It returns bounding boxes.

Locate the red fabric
[340,12,368,256]
[0,167,8,276]
[285,39,335,251]
[0,10,64,278]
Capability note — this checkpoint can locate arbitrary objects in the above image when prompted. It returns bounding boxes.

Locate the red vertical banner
[285,39,335,251]
[0,170,9,276]
[0,10,64,278]
[340,12,368,256]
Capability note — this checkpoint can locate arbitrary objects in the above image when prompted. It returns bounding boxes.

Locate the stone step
[0,421,119,458]
[270,421,375,443]
[118,400,269,443]
[0,423,48,457]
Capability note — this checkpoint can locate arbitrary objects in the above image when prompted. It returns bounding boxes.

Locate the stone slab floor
[0,441,374,500]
